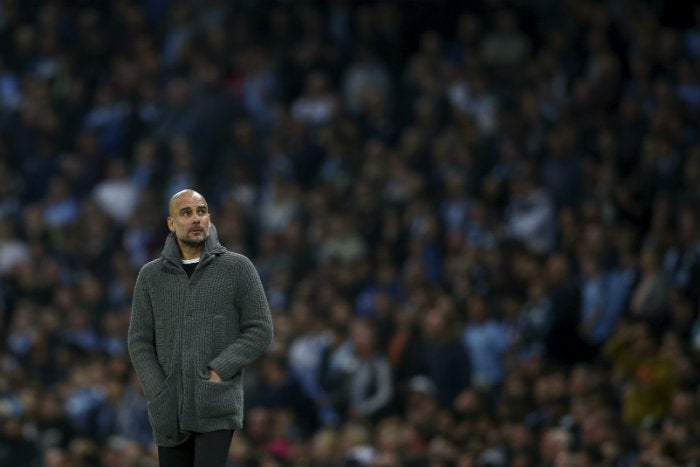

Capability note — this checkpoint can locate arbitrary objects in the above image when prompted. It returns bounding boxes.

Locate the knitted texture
[128,227,273,446]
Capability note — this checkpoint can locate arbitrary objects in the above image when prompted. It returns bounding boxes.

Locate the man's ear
[167,217,175,232]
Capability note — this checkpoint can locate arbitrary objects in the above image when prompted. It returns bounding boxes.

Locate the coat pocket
[195,378,242,420]
[147,379,179,444]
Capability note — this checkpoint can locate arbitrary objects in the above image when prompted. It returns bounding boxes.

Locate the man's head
[167,189,211,252]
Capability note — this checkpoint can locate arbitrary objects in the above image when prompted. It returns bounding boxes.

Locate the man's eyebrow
[178,205,208,214]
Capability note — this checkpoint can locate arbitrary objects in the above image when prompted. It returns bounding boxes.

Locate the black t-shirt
[182,260,198,278]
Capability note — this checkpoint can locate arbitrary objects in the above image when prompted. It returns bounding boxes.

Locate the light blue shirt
[462,320,512,388]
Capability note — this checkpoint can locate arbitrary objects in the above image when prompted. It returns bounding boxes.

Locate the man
[128,189,273,467]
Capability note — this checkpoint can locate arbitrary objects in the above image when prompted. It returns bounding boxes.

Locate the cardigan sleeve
[207,254,274,380]
[128,267,168,400]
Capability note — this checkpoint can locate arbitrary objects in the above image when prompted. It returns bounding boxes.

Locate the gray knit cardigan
[128,226,273,446]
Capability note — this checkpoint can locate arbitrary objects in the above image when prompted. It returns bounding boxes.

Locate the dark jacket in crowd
[128,226,274,446]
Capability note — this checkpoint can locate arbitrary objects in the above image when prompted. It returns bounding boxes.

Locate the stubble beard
[180,238,206,248]
[180,230,209,248]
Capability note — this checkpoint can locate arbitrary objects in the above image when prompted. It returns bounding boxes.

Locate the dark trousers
[157,430,234,467]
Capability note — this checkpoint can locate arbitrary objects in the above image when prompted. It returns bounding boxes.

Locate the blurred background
[1,0,700,466]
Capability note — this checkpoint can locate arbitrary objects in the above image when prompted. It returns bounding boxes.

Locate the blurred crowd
[1,0,700,466]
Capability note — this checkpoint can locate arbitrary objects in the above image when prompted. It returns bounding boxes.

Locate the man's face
[167,192,211,247]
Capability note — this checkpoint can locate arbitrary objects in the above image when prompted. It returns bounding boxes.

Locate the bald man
[128,189,273,467]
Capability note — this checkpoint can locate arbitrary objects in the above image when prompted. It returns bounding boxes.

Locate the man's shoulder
[214,251,260,278]
[138,257,165,276]
[217,250,253,266]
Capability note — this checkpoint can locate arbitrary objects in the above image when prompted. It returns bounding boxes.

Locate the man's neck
[178,241,204,261]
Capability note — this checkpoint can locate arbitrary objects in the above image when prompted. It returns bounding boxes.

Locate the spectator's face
[422,308,446,340]
[167,79,190,107]
[467,298,487,322]
[545,255,568,284]
[639,248,659,272]
[352,319,376,356]
[167,190,211,246]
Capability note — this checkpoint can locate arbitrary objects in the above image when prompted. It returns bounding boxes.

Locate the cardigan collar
[161,223,226,265]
